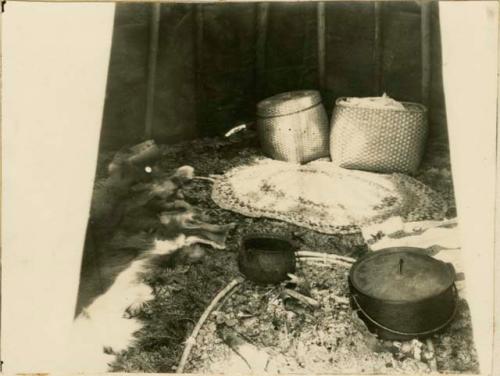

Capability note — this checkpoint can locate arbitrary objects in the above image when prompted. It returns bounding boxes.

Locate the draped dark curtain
[99,1,446,150]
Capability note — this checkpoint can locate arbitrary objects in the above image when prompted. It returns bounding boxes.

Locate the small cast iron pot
[238,234,297,285]
[349,247,458,341]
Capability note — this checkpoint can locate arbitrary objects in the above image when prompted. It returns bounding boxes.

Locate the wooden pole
[300,5,314,88]
[144,3,161,139]
[0,12,3,369]
[255,2,269,101]
[194,4,204,130]
[373,1,383,95]
[421,0,432,106]
[317,1,326,90]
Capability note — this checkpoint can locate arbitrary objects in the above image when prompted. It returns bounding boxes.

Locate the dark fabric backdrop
[98,1,446,151]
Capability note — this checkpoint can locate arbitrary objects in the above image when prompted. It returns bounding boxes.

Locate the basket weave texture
[257,90,330,164]
[330,98,428,174]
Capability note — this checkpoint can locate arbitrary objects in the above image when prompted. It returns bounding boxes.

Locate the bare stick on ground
[176,277,243,373]
[425,338,438,372]
[282,288,320,308]
[296,250,356,263]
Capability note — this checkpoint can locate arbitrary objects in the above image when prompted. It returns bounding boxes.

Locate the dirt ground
[96,131,478,373]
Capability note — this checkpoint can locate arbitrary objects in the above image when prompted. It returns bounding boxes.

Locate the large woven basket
[330,97,428,174]
[257,90,330,164]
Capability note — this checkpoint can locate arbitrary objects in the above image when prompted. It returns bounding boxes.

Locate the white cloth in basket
[339,93,406,111]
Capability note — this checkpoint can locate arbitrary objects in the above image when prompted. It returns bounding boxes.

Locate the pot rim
[349,247,456,304]
[240,232,299,250]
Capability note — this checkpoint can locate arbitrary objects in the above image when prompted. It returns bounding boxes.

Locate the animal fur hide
[69,163,234,372]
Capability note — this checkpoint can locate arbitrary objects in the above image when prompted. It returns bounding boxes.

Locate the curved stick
[176,277,243,373]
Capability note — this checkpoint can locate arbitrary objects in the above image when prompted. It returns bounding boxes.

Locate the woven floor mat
[212,158,447,235]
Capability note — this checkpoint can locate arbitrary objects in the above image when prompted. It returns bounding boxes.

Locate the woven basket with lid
[257,90,330,164]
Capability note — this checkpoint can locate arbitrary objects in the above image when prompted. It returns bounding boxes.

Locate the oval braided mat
[211,158,447,235]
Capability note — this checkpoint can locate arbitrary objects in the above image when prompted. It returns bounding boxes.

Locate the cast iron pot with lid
[349,247,458,340]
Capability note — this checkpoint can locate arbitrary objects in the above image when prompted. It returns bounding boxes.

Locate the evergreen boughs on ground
[105,131,476,373]
[186,262,478,374]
